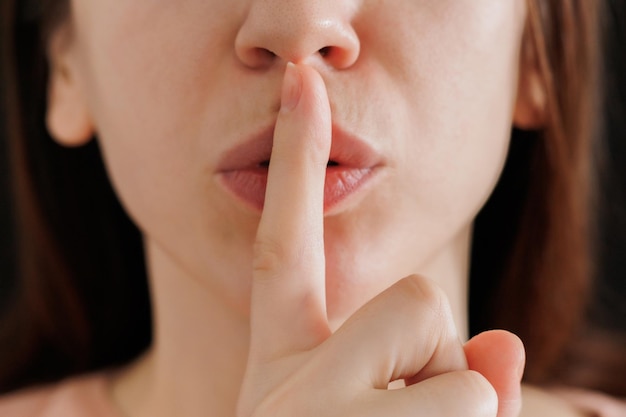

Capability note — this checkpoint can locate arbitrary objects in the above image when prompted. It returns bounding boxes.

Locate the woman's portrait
[0,0,625,416]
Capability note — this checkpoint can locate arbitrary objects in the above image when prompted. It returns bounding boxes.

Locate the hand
[237,62,525,417]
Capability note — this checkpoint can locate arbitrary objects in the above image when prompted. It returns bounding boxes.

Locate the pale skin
[46,0,586,416]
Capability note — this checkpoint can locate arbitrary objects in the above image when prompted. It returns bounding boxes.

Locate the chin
[324,259,393,332]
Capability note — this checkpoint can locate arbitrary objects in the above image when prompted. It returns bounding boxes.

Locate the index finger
[250,63,332,361]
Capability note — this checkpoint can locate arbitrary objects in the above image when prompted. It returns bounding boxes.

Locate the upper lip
[217,123,384,172]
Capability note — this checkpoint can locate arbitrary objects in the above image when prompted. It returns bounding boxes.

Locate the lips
[216,124,383,213]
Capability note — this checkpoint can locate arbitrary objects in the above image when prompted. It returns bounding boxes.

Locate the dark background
[592,1,626,332]
[0,2,625,338]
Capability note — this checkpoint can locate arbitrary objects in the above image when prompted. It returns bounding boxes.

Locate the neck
[111,241,249,417]
[420,227,471,342]
[111,228,471,417]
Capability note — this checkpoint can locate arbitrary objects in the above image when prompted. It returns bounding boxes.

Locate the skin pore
[44,0,580,416]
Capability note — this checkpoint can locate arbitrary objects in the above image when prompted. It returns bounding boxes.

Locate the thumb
[464,330,526,417]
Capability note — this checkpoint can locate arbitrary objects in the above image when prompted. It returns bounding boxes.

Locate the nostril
[321,44,360,70]
[263,49,277,58]
[318,47,331,58]
[235,11,361,70]
[239,47,277,69]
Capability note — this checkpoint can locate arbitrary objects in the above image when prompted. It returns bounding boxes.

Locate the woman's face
[50,0,528,325]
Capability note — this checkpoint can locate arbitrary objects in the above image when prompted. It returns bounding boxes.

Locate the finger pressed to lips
[250,62,333,361]
[242,63,522,417]
[247,63,468,390]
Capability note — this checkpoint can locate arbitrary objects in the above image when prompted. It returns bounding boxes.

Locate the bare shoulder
[522,385,588,417]
[0,372,119,417]
[0,383,55,416]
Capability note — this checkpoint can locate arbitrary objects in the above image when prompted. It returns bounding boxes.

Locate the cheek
[392,0,524,225]
[323,0,525,296]
[69,2,267,306]
[71,1,239,228]
[69,0,302,314]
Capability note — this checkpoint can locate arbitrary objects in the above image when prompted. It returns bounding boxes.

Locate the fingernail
[281,62,302,113]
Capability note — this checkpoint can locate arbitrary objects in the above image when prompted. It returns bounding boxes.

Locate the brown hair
[0,0,151,392]
[474,0,598,381]
[0,0,622,397]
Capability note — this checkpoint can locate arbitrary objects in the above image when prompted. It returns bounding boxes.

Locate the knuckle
[387,276,452,357]
[402,275,446,307]
[253,237,285,277]
[398,274,448,316]
[390,275,460,367]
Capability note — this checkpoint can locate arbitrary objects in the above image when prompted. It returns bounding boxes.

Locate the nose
[235,0,360,70]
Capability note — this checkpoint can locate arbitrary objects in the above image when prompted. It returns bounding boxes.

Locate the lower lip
[218,166,375,213]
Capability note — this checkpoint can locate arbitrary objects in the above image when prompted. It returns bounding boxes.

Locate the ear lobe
[46,26,94,147]
[513,28,548,130]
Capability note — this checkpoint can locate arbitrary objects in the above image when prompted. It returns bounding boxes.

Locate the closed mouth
[216,123,384,213]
